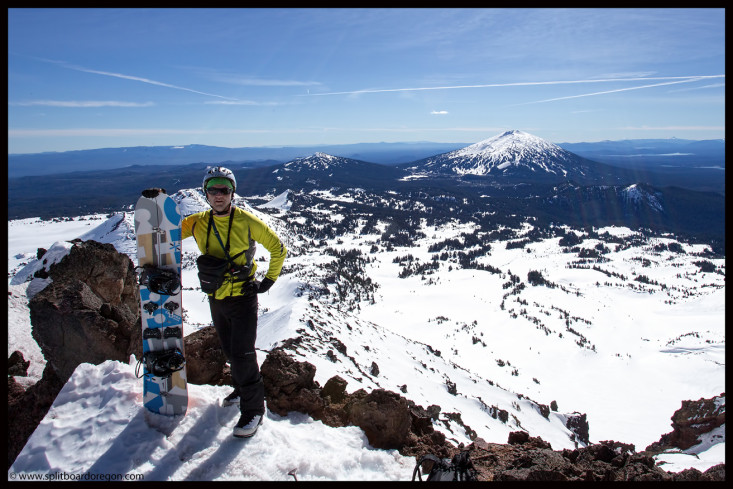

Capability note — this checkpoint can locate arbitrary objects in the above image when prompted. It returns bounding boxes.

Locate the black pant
[209,288,264,415]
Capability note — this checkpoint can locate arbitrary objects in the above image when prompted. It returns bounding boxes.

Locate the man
[182,166,287,438]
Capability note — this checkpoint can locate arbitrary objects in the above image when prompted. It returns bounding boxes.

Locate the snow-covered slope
[621,184,664,212]
[9,359,415,481]
[8,187,725,479]
[258,190,292,212]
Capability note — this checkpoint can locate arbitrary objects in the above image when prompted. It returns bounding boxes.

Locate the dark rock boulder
[25,239,234,387]
[29,240,140,383]
[261,347,325,418]
[646,393,725,451]
[11,240,140,469]
[464,435,724,481]
[45,239,138,310]
[7,364,66,469]
[30,272,138,381]
[346,388,413,450]
[565,412,590,446]
[321,375,348,404]
[8,350,30,377]
[183,325,230,386]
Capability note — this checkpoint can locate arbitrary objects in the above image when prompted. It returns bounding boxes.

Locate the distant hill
[8,131,725,251]
[557,138,725,167]
[7,142,469,178]
[557,137,724,170]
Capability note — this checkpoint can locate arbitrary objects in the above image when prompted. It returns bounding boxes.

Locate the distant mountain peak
[455,130,560,160]
[312,151,336,159]
[284,152,341,171]
[621,183,663,212]
[410,130,593,180]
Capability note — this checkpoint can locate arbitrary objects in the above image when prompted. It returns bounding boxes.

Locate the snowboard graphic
[134,188,188,416]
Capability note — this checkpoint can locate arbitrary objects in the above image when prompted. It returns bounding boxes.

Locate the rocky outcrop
[646,393,725,451]
[183,326,230,386]
[10,240,141,469]
[29,240,140,383]
[8,364,66,469]
[261,347,725,481]
[463,435,725,481]
[10,240,226,468]
[565,412,590,446]
[26,240,227,386]
[8,350,30,377]
[347,388,413,449]
[260,347,450,456]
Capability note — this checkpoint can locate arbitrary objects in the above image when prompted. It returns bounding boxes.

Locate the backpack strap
[205,208,253,284]
[204,210,214,255]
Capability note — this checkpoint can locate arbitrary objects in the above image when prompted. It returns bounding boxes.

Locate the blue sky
[8,8,725,154]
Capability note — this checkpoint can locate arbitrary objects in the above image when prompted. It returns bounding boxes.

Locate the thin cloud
[8,128,209,137]
[667,83,725,93]
[204,100,283,106]
[208,75,321,87]
[513,77,715,106]
[590,72,657,80]
[179,65,322,88]
[306,75,724,97]
[31,56,240,101]
[8,128,313,138]
[67,64,239,100]
[10,100,154,107]
[431,110,449,115]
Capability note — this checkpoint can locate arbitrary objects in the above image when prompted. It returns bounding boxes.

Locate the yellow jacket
[182,206,287,299]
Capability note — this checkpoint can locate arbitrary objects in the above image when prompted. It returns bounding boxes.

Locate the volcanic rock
[646,393,725,451]
[183,325,230,386]
[29,240,139,383]
[8,350,30,377]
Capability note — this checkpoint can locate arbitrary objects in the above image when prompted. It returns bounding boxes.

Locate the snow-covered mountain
[620,184,664,212]
[281,152,351,172]
[257,152,406,194]
[7,185,725,480]
[404,130,621,183]
[274,152,397,176]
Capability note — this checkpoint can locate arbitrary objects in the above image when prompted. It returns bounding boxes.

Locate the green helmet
[202,166,236,193]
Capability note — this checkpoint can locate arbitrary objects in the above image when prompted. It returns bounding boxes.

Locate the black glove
[257,277,275,294]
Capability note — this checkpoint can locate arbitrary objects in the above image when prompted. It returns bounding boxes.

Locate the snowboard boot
[233,411,263,438]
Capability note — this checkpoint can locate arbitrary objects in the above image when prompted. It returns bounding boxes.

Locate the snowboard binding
[136,348,186,379]
[137,265,181,296]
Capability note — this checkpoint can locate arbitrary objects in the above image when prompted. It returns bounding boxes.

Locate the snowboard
[134,188,188,416]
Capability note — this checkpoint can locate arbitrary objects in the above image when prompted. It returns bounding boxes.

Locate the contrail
[26,55,240,101]
[512,77,716,105]
[67,64,240,100]
[305,75,724,96]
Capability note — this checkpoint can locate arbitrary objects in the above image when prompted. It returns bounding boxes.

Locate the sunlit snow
[8,185,725,480]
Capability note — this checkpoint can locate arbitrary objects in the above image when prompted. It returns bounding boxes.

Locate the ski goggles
[206,186,234,195]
